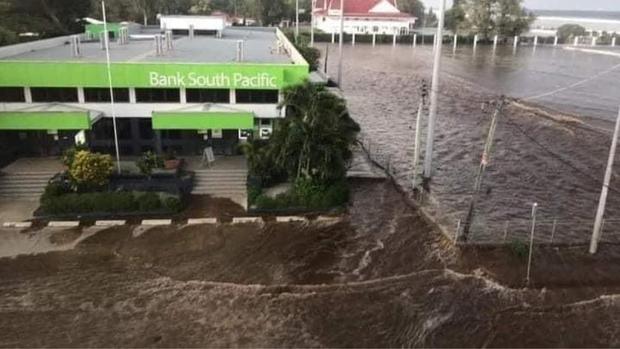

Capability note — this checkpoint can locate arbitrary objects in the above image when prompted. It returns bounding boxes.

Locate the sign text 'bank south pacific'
[149,72,278,89]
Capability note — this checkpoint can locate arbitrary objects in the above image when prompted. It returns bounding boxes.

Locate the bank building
[0,15,309,162]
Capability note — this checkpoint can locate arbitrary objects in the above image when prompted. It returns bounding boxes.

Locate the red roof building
[312,0,416,35]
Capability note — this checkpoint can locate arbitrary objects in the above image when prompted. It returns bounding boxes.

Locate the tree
[450,0,534,38]
[557,24,586,41]
[445,4,466,33]
[258,0,287,25]
[398,0,425,19]
[269,81,360,182]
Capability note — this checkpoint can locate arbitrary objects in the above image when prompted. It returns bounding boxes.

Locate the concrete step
[194,174,247,179]
[192,189,247,195]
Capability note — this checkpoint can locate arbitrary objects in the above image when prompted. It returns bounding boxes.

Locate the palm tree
[272,81,360,183]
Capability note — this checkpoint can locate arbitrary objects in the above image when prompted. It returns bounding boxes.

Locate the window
[186,89,230,103]
[0,87,25,102]
[135,88,180,103]
[84,88,130,103]
[236,89,279,104]
[31,87,78,103]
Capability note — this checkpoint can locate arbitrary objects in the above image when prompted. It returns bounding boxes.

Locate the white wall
[159,16,226,31]
[315,16,413,35]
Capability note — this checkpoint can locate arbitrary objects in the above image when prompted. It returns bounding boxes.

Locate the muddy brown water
[3,180,620,347]
[324,43,620,243]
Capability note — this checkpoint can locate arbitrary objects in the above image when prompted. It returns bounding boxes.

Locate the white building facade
[313,0,417,35]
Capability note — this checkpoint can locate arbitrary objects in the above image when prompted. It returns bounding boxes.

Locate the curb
[231,217,264,224]
[141,219,172,226]
[2,215,346,229]
[48,221,80,228]
[2,222,33,228]
[187,218,218,225]
[276,216,308,223]
[95,220,126,227]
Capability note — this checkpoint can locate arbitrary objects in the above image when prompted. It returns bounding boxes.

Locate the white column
[24,87,32,103]
[574,36,579,46]
[413,34,417,47]
[592,36,597,46]
[554,36,558,46]
[352,32,356,45]
[77,87,85,103]
[230,89,236,104]
[453,34,458,51]
[590,107,620,254]
[473,34,478,50]
[393,32,397,46]
[372,33,376,46]
[331,31,335,44]
[493,35,498,50]
[513,36,519,49]
[612,37,617,47]
[534,36,538,47]
[129,88,136,103]
[180,87,187,104]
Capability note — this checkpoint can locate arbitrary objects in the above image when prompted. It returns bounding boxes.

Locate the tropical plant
[449,0,535,39]
[62,144,90,168]
[136,151,164,177]
[271,81,360,183]
[68,150,114,189]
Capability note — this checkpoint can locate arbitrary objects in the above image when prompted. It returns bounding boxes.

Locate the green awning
[152,111,254,130]
[0,111,92,130]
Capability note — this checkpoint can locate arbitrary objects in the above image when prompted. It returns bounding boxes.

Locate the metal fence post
[526,203,538,286]
[550,219,557,243]
[455,219,461,243]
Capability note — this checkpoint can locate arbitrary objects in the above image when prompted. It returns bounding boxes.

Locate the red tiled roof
[313,0,414,18]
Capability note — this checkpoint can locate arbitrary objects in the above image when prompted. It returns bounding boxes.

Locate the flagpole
[102,1,122,174]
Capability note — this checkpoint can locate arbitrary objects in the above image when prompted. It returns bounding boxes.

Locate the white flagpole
[102,1,122,174]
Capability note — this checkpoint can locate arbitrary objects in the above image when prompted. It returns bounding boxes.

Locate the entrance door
[206,130,239,156]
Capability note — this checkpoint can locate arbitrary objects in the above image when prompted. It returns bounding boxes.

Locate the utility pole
[412,80,429,190]
[310,0,316,46]
[423,0,446,180]
[590,106,620,254]
[102,1,122,175]
[461,97,506,240]
[337,0,345,87]
[295,0,300,42]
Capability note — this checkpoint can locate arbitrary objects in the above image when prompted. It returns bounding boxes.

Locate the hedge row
[251,179,349,211]
[41,183,183,215]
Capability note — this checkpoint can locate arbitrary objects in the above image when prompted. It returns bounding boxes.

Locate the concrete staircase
[0,172,55,200]
[192,168,248,208]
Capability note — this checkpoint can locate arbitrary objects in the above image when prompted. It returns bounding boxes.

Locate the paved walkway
[1,157,64,174]
[0,199,39,223]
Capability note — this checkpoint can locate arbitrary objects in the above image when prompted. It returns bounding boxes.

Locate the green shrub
[137,192,161,211]
[247,184,262,205]
[136,151,164,177]
[163,196,183,212]
[69,150,114,190]
[62,144,89,167]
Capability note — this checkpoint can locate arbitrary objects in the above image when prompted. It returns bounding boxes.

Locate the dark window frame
[236,89,279,104]
[186,88,230,103]
[31,87,78,103]
[84,87,130,103]
[135,88,181,103]
[0,87,25,103]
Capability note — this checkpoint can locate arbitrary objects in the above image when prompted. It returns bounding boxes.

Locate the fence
[356,131,620,249]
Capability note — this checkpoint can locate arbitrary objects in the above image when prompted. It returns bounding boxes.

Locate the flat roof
[1,28,292,64]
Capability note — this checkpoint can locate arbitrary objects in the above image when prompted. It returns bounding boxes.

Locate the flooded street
[4,180,620,346]
[326,43,620,243]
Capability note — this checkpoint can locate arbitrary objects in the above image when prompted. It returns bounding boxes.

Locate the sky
[422,0,619,11]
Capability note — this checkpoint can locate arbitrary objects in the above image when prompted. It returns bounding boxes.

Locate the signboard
[0,61,309,90]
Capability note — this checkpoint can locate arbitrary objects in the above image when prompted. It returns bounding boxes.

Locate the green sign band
[0,61,308,90]
[152,111,254,130]
[0,111,92,130]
